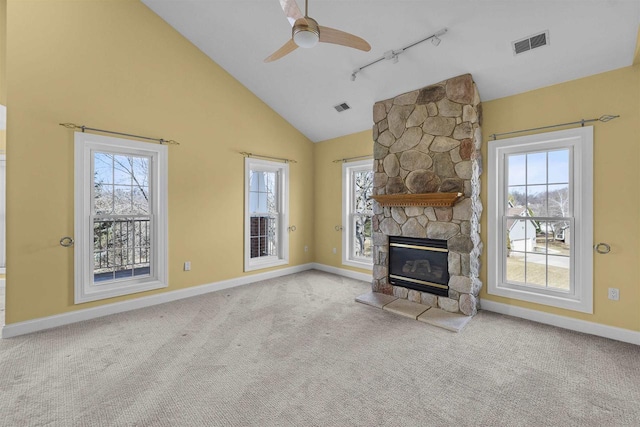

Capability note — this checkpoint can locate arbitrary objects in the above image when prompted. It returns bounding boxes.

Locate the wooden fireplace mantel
[370,192,463,207]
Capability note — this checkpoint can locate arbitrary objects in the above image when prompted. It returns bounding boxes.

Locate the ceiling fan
[264,0,371,62]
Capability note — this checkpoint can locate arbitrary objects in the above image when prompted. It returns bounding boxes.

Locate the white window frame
[244,158,289,272]
[0,154,5,273]
[488,126,593,313]
[74,132,168,304]
[342,159,373,270]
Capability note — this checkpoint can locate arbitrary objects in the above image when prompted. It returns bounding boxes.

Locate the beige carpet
[0,270,638,426]
[0,282,4,327]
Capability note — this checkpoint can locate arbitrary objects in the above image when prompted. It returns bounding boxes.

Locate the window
[342,159,373,269]
[244,158,289,271]
[488,127,593,313]
[75,132,168,303]
[0,154,5,274]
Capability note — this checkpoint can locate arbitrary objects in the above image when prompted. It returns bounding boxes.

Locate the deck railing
[93,217,151,281]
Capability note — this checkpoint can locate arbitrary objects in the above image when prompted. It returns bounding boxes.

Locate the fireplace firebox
[388,236,449,297]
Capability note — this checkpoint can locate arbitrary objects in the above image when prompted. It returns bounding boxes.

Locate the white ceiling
[142,0,640,142]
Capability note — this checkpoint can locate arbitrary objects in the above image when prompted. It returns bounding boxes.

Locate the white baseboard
[11,265,634,345]
[481,299,640,346]
[312,263,372,283]
[2,263,315,338]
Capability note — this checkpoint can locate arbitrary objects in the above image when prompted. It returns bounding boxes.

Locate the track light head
[350,73,357,82]
[431,36,441,47]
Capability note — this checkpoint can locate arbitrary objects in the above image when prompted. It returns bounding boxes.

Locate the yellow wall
[314,66,640,332]
[0,0,6,105]
[313,130,372,274]
[5,0,314,323]
[481,65,640,331]
[1,0,5,283]
[5,0,639,334]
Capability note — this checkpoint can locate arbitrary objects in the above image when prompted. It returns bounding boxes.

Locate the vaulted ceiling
[142,0,640,142]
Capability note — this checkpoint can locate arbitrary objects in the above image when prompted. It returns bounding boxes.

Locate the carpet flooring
[0,270,638,426]
[0,282,4,327]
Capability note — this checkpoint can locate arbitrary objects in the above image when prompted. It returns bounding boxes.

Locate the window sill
[488,282,592,314]
[77,279,168,304]
[244,258,288,272]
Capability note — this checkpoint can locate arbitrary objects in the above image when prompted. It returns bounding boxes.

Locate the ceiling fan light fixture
[293,28,319,48]
[265,0,370,62]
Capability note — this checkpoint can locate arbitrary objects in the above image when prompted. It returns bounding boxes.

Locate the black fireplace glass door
[389,246,449,287]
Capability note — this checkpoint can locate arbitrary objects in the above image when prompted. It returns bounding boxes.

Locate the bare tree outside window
[93,152,152,282]
[352,169,373,259]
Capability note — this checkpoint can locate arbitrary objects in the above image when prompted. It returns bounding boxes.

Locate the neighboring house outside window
[506,204,537,253]
[342,159,373,270]
[75,132,168,303]
[488,127,593,313]
[244,158,289,271]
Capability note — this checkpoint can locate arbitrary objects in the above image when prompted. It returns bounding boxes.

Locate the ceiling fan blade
[264,39,299,62]
[319,26,371,52]
[280,0,306,26]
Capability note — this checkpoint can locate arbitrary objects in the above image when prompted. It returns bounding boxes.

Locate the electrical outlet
[332,248,337,254]
[304,246,308,252]
[608,288,619,301]
[184,261,191,271]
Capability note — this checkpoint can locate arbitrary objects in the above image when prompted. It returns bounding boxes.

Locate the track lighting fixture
[350,28,447,81]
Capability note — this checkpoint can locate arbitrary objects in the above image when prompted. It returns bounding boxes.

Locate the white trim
[0,104,5,130]
[2,263,315,338]
[74,132,169,303]
[0,155,5,270]
[488,127,593,313]
[341,159,373,270]
[481,299,640,346]
[312,262,372,283]
[244,158,289,272]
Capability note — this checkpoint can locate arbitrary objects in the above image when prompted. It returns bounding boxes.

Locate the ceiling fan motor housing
[292,17,320,48]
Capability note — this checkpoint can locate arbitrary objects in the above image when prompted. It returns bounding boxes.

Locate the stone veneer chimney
[371,74,483,316]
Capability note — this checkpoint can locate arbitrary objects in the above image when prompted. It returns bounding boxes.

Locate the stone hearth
[371,74,483,316]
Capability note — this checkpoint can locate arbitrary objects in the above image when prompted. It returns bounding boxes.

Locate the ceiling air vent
[513,30,549,55]
[334,102,351,112]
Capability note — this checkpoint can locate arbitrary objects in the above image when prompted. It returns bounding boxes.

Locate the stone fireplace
[371,74,483,316]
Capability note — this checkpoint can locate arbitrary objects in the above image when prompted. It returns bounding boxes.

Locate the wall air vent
[513,31,549,55]
[334,102,351,112]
